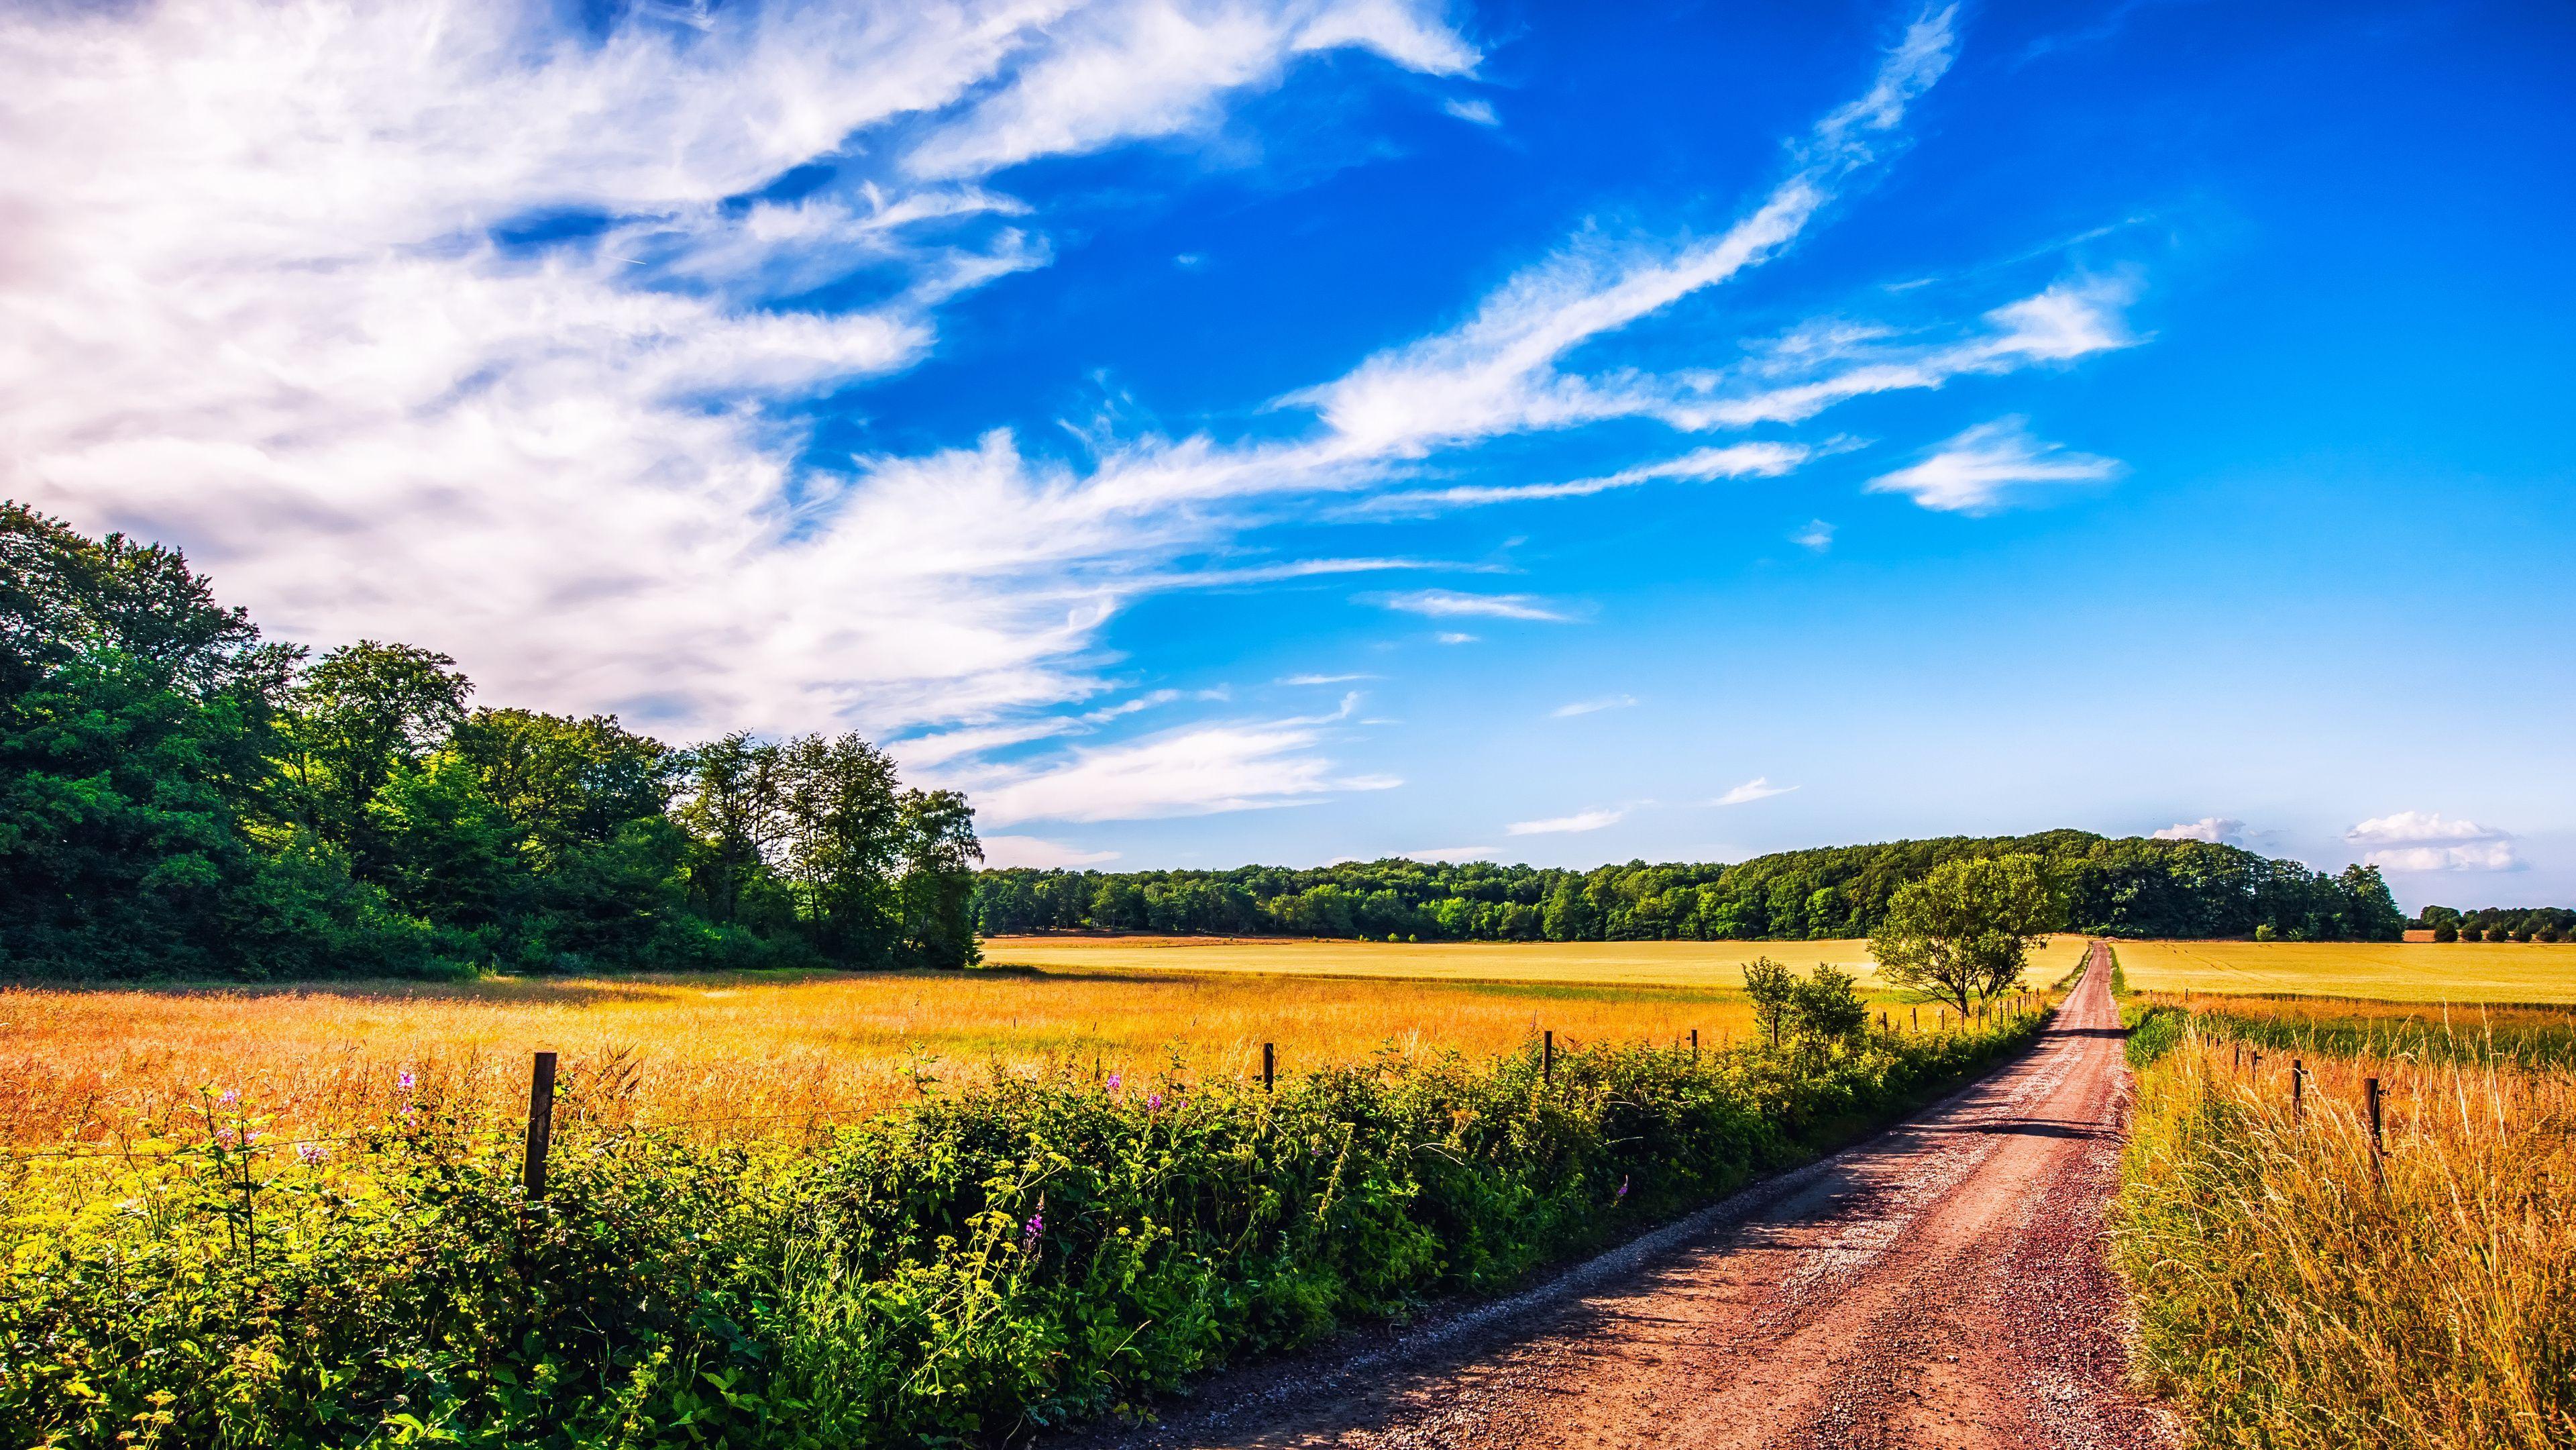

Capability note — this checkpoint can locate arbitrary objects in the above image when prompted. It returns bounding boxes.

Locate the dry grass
[2114,939,2576,1003]
[2115,1015,2576,1447]
[0,966,1782,1151]
[981,933,2092,986]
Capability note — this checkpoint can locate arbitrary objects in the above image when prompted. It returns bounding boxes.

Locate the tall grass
[2113,1016,2576,1447]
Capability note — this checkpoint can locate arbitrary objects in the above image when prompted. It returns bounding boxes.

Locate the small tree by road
[1868,853,2061,1015]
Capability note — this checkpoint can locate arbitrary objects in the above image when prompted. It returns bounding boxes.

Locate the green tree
[896,788,982,969]
[1743,956,1797,1049]
[1790,964,1870,1049]
[1867,853,2061,1014]
[281,641,472,871]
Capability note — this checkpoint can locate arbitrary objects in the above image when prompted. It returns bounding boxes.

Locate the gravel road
[1061,941,2174,1450]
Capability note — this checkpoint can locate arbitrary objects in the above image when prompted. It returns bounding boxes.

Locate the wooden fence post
[1543,1030,1554,1082]
[2292,1059,2304,1118]
[2366,1078,2385,1186]
[522,1051,557,1200]
[1689,1028,1699,1059]
[1262,1041,1275,1093]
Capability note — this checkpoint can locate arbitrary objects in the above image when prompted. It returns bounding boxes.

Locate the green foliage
[0,504,979,980]
[1741,956,1796,1047]
[1789,964,1870,1049]
[1,1016,2043,1447]
[977,830,2414,945]
[1867,853,2061,1014]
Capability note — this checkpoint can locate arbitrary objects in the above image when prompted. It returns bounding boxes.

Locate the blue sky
[4,0,2569,907]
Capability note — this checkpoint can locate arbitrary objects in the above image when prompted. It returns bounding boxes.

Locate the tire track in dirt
[1061,943,2173,1450]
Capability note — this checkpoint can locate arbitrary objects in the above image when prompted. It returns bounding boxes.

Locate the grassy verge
[2,1014,2045,1448]
[2110,1000,2576,1447]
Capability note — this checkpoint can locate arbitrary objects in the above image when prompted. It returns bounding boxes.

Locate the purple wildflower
[218,1088,239,1107]
[398,1070,417,1092]
[1104,1072,1122,1094]
[1146,1092,1163,1112]
[1616,1175,1630,1200]
[297,1142,327,1166]
[1024,1211,1044,1239]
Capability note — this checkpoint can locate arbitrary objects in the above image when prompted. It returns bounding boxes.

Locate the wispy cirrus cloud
[1866,417,2123,513]
[1507,809,1625,835]
[1351,443,1811,517]
[1714,777,1796,805]
[2345,811,2522,872]
[1370,589,1575,622]
[1551,694,1638,718]
[959,715,1399,825]
[1791,519,1837,551]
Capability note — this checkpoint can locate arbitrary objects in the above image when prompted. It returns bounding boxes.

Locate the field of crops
[981,933,2092,986]
[2113,939,2576,1002]
[1,964,1796,1152]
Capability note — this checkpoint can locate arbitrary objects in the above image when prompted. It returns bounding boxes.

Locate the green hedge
[3,1019,2041,1447]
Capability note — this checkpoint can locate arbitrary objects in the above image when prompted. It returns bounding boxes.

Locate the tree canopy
[975,831,2410,945]
[0,503,981,980]
[1866,853,2061,1013]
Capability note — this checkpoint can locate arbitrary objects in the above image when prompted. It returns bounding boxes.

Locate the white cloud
[1290,8,1959,456]
[1713,777,1796,806]
[1791,519,1835,551]
[1277,672,1378,685]
[979,835,1124,868]
[1551,694,1638,718]
[1442,97,1500,127]
[1642,277,2139,433]
[1352,442,1809,516]
[1506,809,1625,835]
[1434,631,1479,645]
[2345,811,2522,872]
[1406,845,1498,862]
[904,0,1477,178]
[2152,816,2245,845]
[1865,417,2123,513]
[1372,589,1573,621]
[1,0,2139,797]
[0,0,1475,739]
[961,717,1399,824]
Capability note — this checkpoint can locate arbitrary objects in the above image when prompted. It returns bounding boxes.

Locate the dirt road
[1075,941,2171,1450]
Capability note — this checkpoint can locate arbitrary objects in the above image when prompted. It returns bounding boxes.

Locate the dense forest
[0,503,981,979]
[976,831,2411,943]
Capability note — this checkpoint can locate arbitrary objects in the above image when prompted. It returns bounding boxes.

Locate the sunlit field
[981,933,2091,986]
[0,937,2084,1153]
[2114,939,2576,1003]
[0,967,1785,1151]
[2116,1004,2576,1446]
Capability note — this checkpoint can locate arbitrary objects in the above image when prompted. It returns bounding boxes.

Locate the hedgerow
[3,1017,2041,1447]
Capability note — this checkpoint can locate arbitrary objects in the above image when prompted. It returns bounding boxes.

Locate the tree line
[1,503,981,979]
[2414,905,2574,943]
[975,829,2410,943]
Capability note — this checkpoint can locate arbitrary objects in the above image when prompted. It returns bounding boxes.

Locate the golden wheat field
[0,965,1784,1152]
[2114,939,2576,1003]
[0,935,2084,1153]
[980,933,2092,986]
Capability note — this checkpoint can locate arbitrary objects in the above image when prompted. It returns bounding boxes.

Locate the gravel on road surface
[1054,941,2175,1450]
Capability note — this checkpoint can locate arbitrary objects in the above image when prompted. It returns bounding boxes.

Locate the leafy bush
[2,1018,2043,1447]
